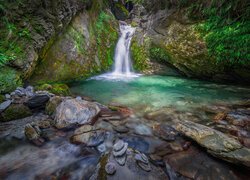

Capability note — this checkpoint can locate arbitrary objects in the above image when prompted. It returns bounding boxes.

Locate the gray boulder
[54,99,101,129]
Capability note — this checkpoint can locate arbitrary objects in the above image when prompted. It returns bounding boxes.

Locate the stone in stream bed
[115,155,127,166]
[90,149,168,180]
[71,130,106,147]
[135,153,151,172]
[54,99,101,129]
[25,124,45,146]
[105,162,116,175]
[113,140,125,152]
[25,94,50,110]
[164,146,242,180]
[113,125,129,133]
[153,124,179,141]
[113,142,128,157]
[176,120,250,167]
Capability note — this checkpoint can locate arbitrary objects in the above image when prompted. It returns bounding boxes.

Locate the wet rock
[25,86,34,97]
[37,120,51,129]
[54,99,100,129]
[135,153,149,164]
[45,96,64,116]
[115,155,127,166]
[176,120,250,167]
[71,130,105,147]
[134,124,153,136]
[15,87,25,97]
[25,94,50,110]
[153,124,178,141]
[113,142,128,157]
[25,124,44,146]
[74,125,95,135]
[164,146,240,180]
[105,162,116,175]
[226,112,250,127]
[113,125,129,133]
[137,161,151,172]
[114,140,125,152]
[91,149,168,180]
[213,112,227,122]
[0,100,12,113]
[76,96,82,101]
[1,104,32,122]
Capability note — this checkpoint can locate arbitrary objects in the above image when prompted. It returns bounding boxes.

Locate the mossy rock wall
[30,9,118,84]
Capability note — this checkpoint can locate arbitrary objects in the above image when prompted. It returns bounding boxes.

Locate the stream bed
[1,75,250,180]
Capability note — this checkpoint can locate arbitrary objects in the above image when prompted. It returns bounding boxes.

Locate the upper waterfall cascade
[91,21,140,80]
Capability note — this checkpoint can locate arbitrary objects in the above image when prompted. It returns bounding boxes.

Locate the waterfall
[112,22,135,76]
[91,21,140,80]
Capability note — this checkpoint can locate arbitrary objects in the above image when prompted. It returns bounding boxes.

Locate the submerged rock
[54,99,100,129]
[105,162,117,175]
[176,120,250,167]
[164,146,240,180]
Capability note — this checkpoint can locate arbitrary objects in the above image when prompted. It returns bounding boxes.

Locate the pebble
[76,96,82,101]
[138,161,151,172]
[115,155,127,166]
[113,143,128,157]
[113,125,129,133]
[114,140,125,152]
[135,153,149,164]
[105,162,116,175]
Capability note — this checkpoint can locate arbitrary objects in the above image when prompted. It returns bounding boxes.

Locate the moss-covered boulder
[0,67,22,94]
[45,96,64,116]
[1,104,32,122]
[150,18,224,79]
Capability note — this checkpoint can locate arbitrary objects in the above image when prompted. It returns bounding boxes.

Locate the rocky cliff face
[128,0,250,83]
[0,0,118,93]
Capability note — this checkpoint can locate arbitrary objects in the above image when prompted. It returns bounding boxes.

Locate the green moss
[1,104,32,122]
[0,95,5,103]
[45,96,63,115]
[131,40,149,71]
[36,83,70,96]
[95,11,118,71]
[0,67,22,94]
[50,84,71,96]
[149,44,171,63]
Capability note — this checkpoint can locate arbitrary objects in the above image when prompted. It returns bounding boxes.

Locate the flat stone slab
[176,120,250,167]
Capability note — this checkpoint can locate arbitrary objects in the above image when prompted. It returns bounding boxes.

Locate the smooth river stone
[113,143,128,157]
[115,155,127,166]
[114,140,125,152]
[137,161,151,172]
[105,162,116,175]
[135,153,149,164]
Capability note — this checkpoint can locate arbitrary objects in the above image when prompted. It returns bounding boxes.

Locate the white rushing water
[91,21,140,81]
[113,21,135,76]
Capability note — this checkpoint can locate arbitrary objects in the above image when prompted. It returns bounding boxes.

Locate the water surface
[70,75,250,113]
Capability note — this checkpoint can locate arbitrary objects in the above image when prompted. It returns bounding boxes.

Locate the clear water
[70,75,250,113]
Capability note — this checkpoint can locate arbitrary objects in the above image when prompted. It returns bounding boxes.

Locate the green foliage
[187,0,250,65]
[0,1,31,67]
[149,45,171,63]
[0,67,22,94]
[95,11,118,70]
[36,83,71,96]
[131,41,149,71]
